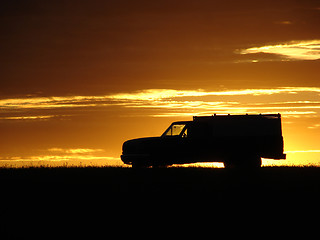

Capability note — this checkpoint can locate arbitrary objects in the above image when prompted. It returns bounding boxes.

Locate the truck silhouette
[121,114,286,168]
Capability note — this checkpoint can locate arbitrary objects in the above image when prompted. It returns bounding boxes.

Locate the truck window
[182,128,187,138]
[164,123,186,137]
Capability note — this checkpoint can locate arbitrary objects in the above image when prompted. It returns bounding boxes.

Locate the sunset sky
[1,0,319,167]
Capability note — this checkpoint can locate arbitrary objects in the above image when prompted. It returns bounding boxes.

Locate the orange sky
[0,0,319,167]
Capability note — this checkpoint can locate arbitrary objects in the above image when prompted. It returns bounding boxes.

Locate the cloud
[110,87,320,118]
[0,115,56,120]
[239,40,320,61]
[274,21,293,25]
[111,87,320,99]
[308,124,320,129]
[286,150,320,153]
[1,87,320,119]
[48,148,105,154]
[1,87,320,110]
[0,96,115,109]
[0,147,121,167]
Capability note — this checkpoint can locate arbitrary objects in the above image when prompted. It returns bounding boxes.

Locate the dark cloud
[1,0,319,96]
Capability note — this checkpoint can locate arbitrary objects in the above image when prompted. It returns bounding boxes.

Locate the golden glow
[286,150,320,153]
[239,40,320,60]
[1,87,320,167]
[48,148,105,154]
[1,1,319,169]
[1,87,320,110]
[111,87,320,99]
[0,115,55,120]
[0,148,122,167]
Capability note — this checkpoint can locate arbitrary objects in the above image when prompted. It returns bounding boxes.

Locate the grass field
[2,166,320,200]
[1,166,319,238]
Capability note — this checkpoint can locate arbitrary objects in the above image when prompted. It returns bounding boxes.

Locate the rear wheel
[224,156,261,169]
[244,156,261,168]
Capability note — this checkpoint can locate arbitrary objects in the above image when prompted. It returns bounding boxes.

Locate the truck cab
[121,114,286,168]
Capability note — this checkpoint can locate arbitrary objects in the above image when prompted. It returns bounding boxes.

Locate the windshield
[163,123,187,137]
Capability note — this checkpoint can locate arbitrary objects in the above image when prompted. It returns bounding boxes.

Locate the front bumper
[120,153,150,164]
[266,153,286,160]
[276,153,287,160]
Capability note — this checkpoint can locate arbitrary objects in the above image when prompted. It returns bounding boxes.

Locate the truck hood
[122,137,161,154]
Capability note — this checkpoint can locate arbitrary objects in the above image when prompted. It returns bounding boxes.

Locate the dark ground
[1,166,319,238]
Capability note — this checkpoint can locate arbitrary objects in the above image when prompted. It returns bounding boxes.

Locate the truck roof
[193,113,281,121]
[192,113,282,136]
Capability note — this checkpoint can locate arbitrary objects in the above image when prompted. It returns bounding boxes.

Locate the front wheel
[132,161,149,169]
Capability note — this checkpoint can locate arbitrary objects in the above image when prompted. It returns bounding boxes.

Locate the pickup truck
[121,114,286,168]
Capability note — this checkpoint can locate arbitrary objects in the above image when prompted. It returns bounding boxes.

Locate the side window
[172,124,185,136]
[182,128,188,138]
[164,123,187,137]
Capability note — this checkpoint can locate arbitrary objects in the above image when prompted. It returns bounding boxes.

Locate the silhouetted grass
[1,166,320,196]
[1,166,319,238]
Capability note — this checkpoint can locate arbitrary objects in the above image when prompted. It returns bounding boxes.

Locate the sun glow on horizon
[0,148,122,168]
[1,87,319,167]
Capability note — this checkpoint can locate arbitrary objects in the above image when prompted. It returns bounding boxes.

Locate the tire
[132,161,148,169]
[150,156,170,168]
[224,156,261,169]
[247,156,262,168]
[151,164,168,168]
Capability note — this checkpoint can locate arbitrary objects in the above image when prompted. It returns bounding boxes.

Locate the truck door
[187,122,213,160]
[161,123,191,163]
